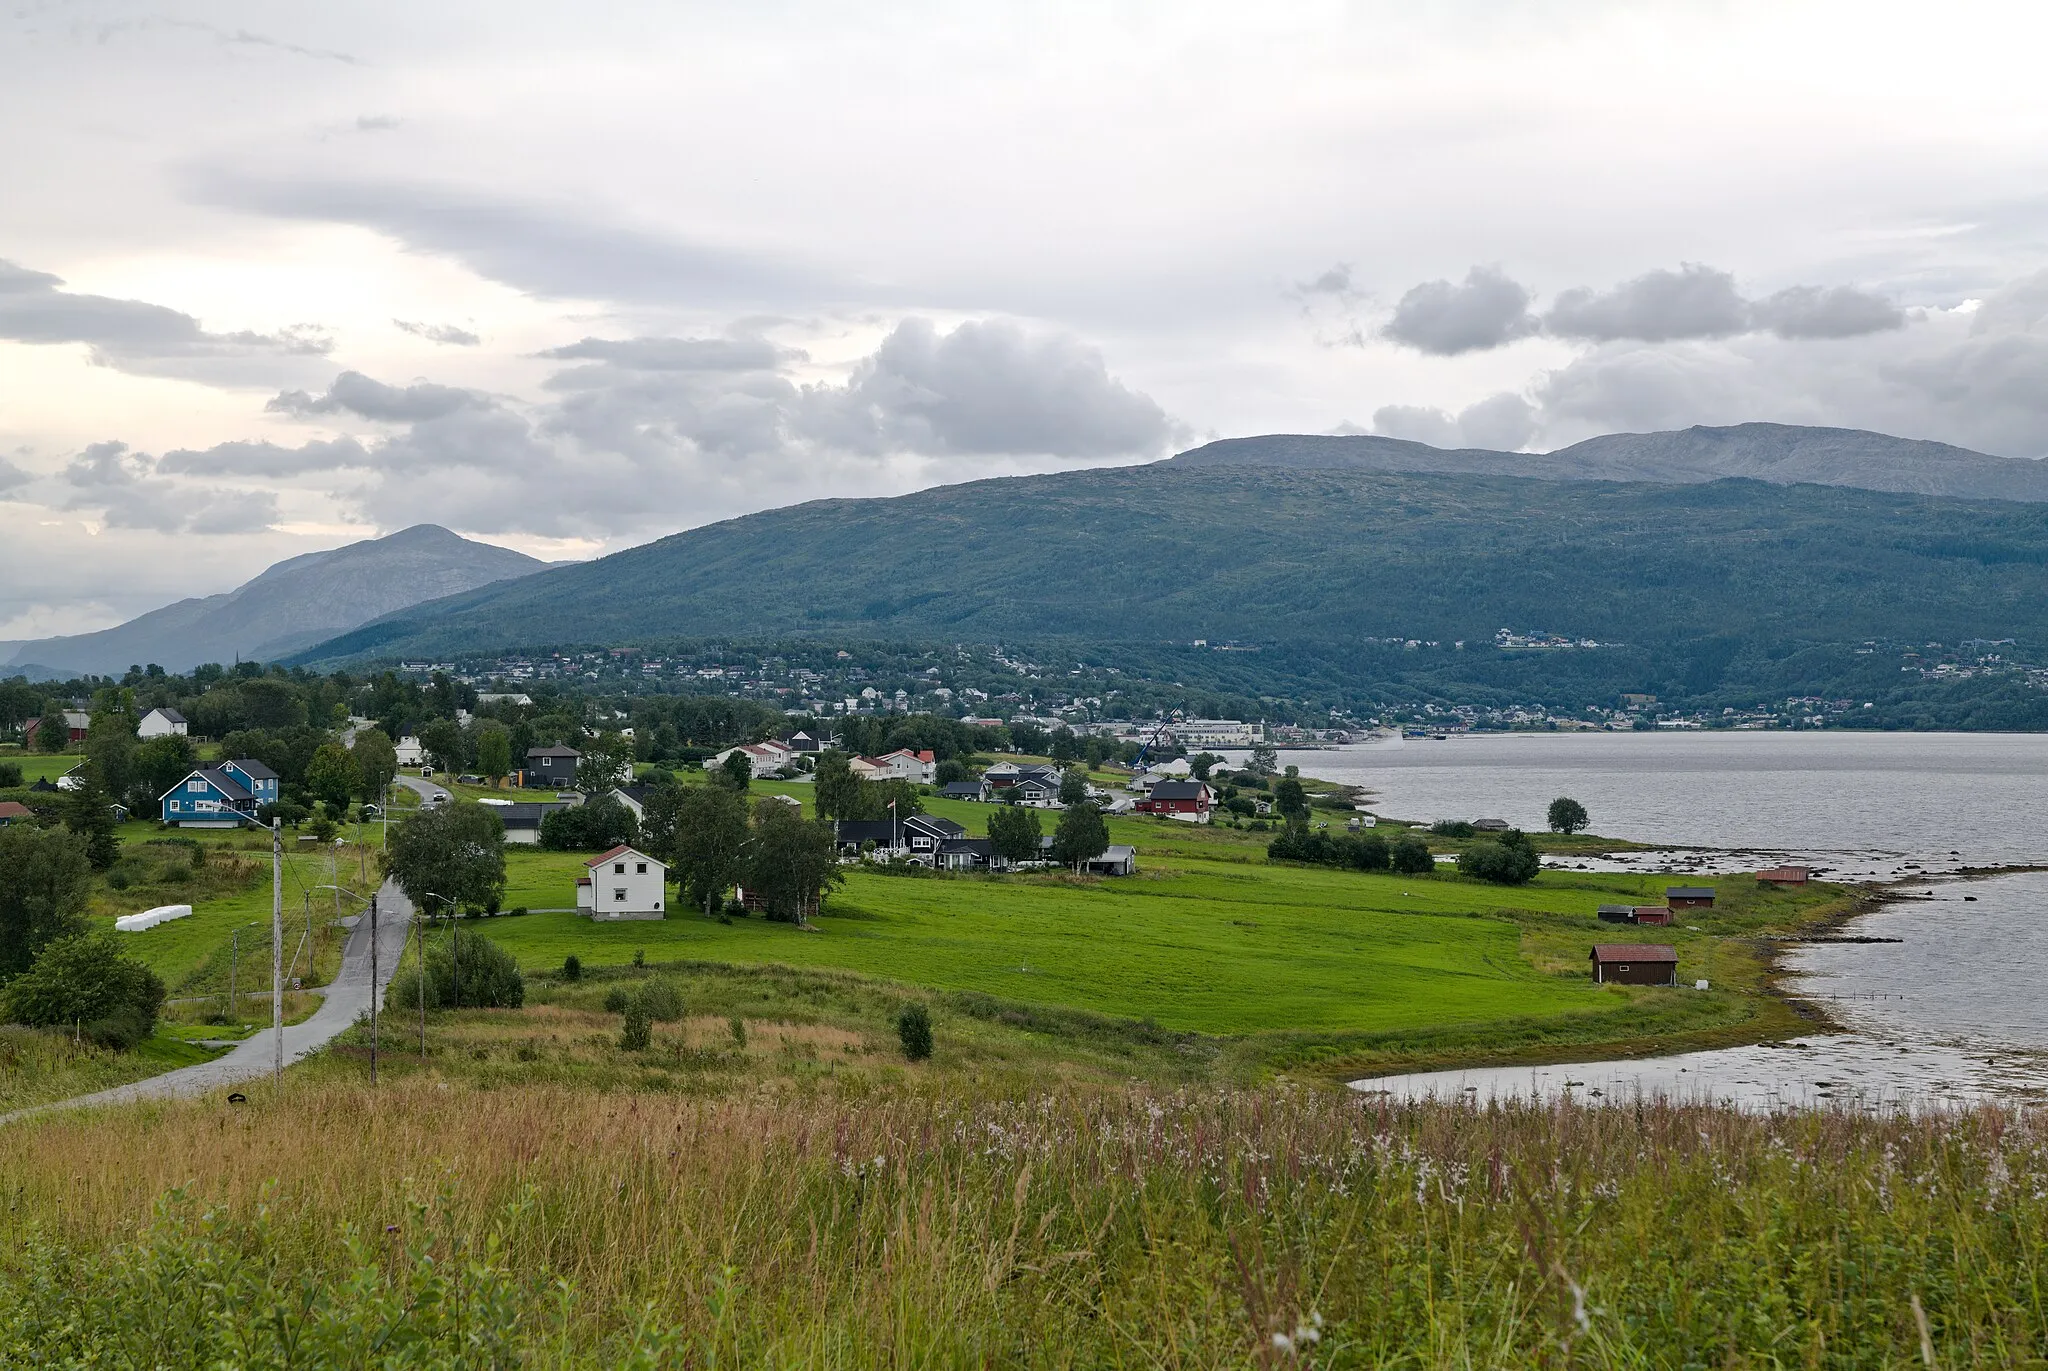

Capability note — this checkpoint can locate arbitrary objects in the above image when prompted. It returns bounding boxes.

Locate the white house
[575,844,668,919]
[711,741,792,778]
[394,735,425,767]
[869,749,936,784]
[137,707,188,739]
[848,755,891,781]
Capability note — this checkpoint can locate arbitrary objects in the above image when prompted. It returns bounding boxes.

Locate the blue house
[160,758,280,827]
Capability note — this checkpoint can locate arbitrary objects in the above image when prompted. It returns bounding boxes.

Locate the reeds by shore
[4,1078,2044,1366]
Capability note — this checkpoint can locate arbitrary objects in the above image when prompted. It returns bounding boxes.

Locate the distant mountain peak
[2,526,547,677]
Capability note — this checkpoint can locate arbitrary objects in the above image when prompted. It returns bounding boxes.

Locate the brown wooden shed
[1665,886,1716,909]
[1633,905,1673,926]
[1757,866,1809,886]
[1590,943,1679,986]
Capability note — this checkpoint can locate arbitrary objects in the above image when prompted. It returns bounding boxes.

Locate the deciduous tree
[1050,802,1109,872]
[669,785,751,916]
[384,802,506,916]
[745,801,842,924]
[986,804,1043,867]
[1547,796,1589,835]
[0,825,92,981]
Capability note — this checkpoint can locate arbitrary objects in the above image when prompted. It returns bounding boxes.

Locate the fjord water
[1274,731,2048,1106]
[1299,729,2048,872]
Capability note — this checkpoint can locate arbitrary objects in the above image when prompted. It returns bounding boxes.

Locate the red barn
[1665,886,1716,909]
[1590,944,1678,986]
[1136,780,1212,823]
[1632,906,1673,926]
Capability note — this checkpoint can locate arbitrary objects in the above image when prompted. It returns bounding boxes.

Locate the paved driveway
[1,879,415,1123]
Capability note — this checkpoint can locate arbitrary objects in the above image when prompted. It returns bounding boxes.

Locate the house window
[614,889,627,902]
[187,779,206,792]
[635,862,647,874]
[615,863,626,874]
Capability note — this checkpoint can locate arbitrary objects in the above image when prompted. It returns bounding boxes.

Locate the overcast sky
[6,0,2048,640]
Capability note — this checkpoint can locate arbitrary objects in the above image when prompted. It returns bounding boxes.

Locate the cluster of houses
[1586,868,1808,987]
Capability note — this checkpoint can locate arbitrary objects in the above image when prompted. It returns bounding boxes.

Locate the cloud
[266,371,489,422]
[1750,285,1904,339]
[1382,266,1540,356]
[1371,392,1537,451]
[1544,263,1750,343]
[537,335,790,372]
[393,319,479,345]
[1529,271,2048,457]
[157,436,372,477]
[145,318,1180,540]
[803,318,1175,458]
[0,257,331,384]
[1377,262,1908,354]
[59,441,280,534]
[191,172,858,308]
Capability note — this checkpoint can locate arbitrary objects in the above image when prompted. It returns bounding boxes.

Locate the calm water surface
[1260,731,2048,1108]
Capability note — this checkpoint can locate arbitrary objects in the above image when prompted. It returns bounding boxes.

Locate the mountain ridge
[1169,422,2048,501]
[4,524,548,678]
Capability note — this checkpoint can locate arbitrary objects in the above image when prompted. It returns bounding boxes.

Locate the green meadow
[470,783,1846,1076]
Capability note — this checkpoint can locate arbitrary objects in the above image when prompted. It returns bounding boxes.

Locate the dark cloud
[266,371,488,422]
[393,319,479,345]
[0,257,330,383]
[0,457,28,496]
[1375,263,1907,354]
[191,172,859,307]
[1383,266,1539,356]
[536,335,791,373]
[1750,285,1904,339]
[144,318,1179,540]
[1544,263,1749,343]
[60,441,280,534]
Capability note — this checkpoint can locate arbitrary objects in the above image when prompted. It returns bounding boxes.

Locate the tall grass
[5,1080,2045,1365]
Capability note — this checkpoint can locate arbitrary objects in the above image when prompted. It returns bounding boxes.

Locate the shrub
[635,978,684,1023]
[538,797,639,852]
[3,932,165,1047]
[560,954,582,981]
[896,1002,933,1061]
[631,947,645,968]
[1390,834,1436,875]
[728,1016,747,1050]
[106,869,131,892]
[603,985,630,1014]
[619,1002,651,1051]
[388,929,524,1010]
[1458,830,1542,885]
[0,761,20,787]
[1430,819,1477,838]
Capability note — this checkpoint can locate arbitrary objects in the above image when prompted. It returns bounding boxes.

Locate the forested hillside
[301,465,2048,664]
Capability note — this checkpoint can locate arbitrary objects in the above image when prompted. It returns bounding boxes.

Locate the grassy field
[3,1063,2041,1365]
[464,782,1847,1081]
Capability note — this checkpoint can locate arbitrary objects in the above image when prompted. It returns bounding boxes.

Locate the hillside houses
[713,740,794,778]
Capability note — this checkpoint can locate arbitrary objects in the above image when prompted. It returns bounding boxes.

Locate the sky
[6,0,2048,640]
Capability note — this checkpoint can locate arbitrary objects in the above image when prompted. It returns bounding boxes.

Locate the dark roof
[941,781,985,796]
[150,707,186,723]
[228,758,278,781]
[938,837,995,856]
[496,801,570,827]
[834,819,899,845]
[905,814,965,839]
[527,745,581,759]
[197,768,252,802]
[28,777,57,792]
[1590,944,1678,962]
[1665,886,1716,898]
[1595,904,1637,914]
[1147,780,1208,801]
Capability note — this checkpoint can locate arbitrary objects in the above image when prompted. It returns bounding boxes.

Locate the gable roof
[527,745,581,759]
[494,801,570,827]
[194,768,252,802]
[940,781,984,796]
[1664,886,1716,898]
[1589,944,1678,962]
[144,707,186,723]
[903,813,965,839]
[225,758,278,781]
[584,844,661,869]
[1146,780,1209,801]
[0,801,31,821]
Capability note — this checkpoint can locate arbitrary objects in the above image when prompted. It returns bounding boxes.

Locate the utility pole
[417,912,427,1057]
[272,817,283,1087]
[368,892,379,1085]
[229,927,237,1021]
